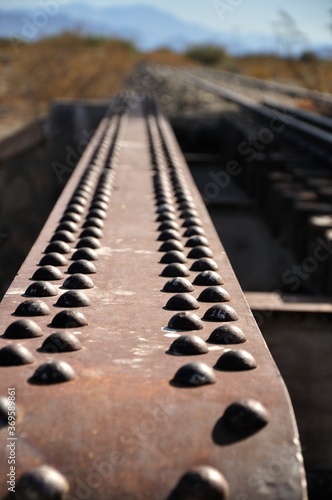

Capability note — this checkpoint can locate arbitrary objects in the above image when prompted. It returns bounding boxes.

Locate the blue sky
[1,0,332,44]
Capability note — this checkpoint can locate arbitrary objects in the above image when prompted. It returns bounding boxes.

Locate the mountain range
[0,2,330,57]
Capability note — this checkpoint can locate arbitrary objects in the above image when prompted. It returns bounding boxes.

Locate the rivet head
[29,360,76,384]
[44,241,71,254]
[158,221,179,232]
[51,310,88,328]
[163,277,194,293]
[156,211,176,222]
[203,304,239,322]
[215,349,257,371]
[156,203,175,214]
[180,209,199,219]
[67,259,96,274]
[14,300,50,317]
[3,319,43,339]
[160,263,190,277]
[190,258,218,272]
[159,240,184,252]
[83,217,104,229]
[158,229,181,242]
[90,200,108,211]
[40,332,82,353]
[182,217,202,228]
[165,293,199,310]
[39,252,68,267]
[188,246,214,259]
[55,290,91,308]
[0,396,9,426]
[193,271,223,286]
[16,465,69,500]
[185,235,210,247]
[167,465,229,500]
[223,398,269,433]
[25,281,57,298]
[168,335,208,355]
[50,230,75,243]
[183,226,205,237]
[71,247,98,261]
[76,236,101,249]
[88,208,107,219]
[66,203,84,214]
[79,227,103,239]
[56,221,78,233]
[198,286,231,303]
[32,266,63,281]
[0,344,35,366]
[172,362,215,386]
[63,273,94,289]
[60,212,81,223]
[207,325,246,344]
[160,251,187,264]
[168,312,203,331]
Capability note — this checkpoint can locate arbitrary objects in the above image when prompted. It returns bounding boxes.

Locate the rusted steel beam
[0,94,306,499]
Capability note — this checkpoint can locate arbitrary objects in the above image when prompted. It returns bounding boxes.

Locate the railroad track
[0,93,306,499]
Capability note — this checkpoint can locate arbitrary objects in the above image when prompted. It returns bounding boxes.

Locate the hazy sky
[1,0,331,44]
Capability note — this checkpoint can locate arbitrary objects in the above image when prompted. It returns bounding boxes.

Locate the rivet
[55,290,91,308]
[203,304,239,322]
[16,465,70,500]
[158,221,179,232]
[83,217,104,229]
[160,250,187,264]
[29,360,76,384]
[180,209,199,219]
[182,217,202,228]
[171,361,215,386]
[51,310,88,328]
[160,263,190,277]
[56,221,78,233]
[63,273,94,289]
[207,325,246,344]
[79,227,103,239]
[222,398,269,433]
[198,286,231,302]
[190,258,219,272]
[67,259,97,274]
[44,241,71,254]
[66,203,85,214]
[3,319,43,339]
[158,229,181,242]
[193,271,223,286]
[167,335,208,355]
[156,203,175,214]
[90,200,108,211]
[14,299,50,317]
[165,293,199,310]
[188,246,214,259]
[183,226,205,237]
[71,248,98,261]
[0,396,9,426]
[50,230,75,243]
[76,236,101,249]
[215,349,257,371]
[39,252,68,267]
[168,312,203,331]
[185,235,210,248]
[93,194,110,204]
[178,201,196,211]
[88,208,107,219]
[158,240,184,252]
[70,195,87,206]
[40,331,82,353]
[24,281,57,298]
[156,211,176,222]
[60,212,81,223]
[32,266,63,281]
[163,277,194,293]
[0,344,35,366]
[167,465,229,500]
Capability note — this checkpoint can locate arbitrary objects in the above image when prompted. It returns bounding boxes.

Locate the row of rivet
[0,111,127,498]
[146,99,269,499]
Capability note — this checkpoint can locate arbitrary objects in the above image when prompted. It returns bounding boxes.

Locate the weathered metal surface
[0,94,306,499]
